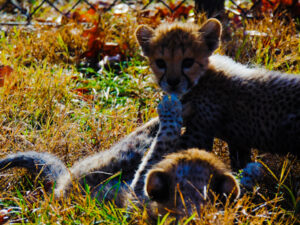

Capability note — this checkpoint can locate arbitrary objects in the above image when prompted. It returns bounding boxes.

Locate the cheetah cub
[130,95,239,220]
[0,95,239,221]
[135,19,300,170]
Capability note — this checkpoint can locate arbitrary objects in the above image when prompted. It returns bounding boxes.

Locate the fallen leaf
[0,65,13,87]
[87,8,97,15]
[0,208,11,223]
[69,6,97,23]
[72,87,91,94]
[138,2,193,25]
[71,87,95,102]
[82,22,106,59]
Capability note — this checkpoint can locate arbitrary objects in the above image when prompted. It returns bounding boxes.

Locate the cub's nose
[167,77,180,87]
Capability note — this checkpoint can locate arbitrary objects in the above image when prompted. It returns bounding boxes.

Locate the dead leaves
[70,8,97,23]
[82,22,106,59]
[78,1,194,63]
[154,2,193,21]
[82,22,124,61]
[0,65,13,87]
[259,0,299,13]
[137,2,193,26]
[237,0,300,17]
[71,87,95,102]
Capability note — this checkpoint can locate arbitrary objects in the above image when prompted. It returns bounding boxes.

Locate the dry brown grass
[221,15,299,72]
[0,4,299,224]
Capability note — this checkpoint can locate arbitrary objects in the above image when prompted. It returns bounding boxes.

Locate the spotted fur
[145,149,239,219]
[130,95,183,198]
[135,19,300,170]
[0,95,239,222]
[129,94,240,220]
[0,118,159,203]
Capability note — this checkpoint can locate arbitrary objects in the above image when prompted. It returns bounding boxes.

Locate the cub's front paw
[240,162,265,189]
[157,94,182,137]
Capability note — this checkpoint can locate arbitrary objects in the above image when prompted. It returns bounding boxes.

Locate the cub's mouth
[159,76,192,98]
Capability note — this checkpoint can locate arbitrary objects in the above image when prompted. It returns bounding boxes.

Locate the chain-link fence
[0,0,194,25]
[0,0,298,26]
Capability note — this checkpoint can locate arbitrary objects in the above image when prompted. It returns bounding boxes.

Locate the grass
[0,1,299,224]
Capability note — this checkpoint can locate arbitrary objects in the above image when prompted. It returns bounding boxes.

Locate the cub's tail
[0,151,67,182]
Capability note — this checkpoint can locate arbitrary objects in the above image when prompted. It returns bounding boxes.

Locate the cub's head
[144,149,239,220]
[135,19,222,97]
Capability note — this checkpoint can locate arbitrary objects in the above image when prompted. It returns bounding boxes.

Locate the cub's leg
[240,162,264,189]
[130,95,182,198]
[175,101,215,151]
[279,112,300,156]
[176,127,214,151]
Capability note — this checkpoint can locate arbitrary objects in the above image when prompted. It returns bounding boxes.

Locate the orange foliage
[0,65,13,87]
[258,0,299,14]
[71,87,95,102]
[138,2,193,26]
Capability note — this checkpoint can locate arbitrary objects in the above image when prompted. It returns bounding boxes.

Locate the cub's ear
[145,169,171,203]
[215,172,240,201]
[135,25,154,56]
[199,18,222,54]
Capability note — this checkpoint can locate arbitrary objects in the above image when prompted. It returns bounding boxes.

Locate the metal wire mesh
[1,0,293,26]
[0,0,192,25]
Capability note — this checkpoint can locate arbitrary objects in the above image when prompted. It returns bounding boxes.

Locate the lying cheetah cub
[136,18,300,170]
[144,148,240,219]
[130,95,239,220]
[0,95,239,221]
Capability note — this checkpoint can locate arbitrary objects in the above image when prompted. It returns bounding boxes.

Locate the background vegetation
[0,0,299,224]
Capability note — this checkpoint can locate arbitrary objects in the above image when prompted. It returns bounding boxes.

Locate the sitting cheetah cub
[135,18,300,170]
[0,95,239,221]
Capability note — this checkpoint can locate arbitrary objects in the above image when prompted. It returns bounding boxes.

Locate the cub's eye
[182,58,194,69]
[155,59,166,69]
